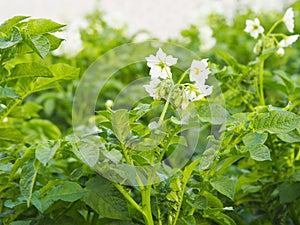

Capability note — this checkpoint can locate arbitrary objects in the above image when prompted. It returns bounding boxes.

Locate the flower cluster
[144,48,213,109]
[244,8,299,56]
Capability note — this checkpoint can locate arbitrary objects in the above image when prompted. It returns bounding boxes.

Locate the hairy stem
[142,185,154,225]
[173,158,201,225]
[259,57,265,105]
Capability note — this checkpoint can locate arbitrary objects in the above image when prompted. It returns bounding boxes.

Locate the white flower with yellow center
[244,18,264,39]
[189,59,210,84]
[145,48,178,79]
[283,8,295,33]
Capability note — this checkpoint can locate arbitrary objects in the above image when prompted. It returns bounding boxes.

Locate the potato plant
[1,4,300,225]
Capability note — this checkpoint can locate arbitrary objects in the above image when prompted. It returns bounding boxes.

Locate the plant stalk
[259,57,265,105]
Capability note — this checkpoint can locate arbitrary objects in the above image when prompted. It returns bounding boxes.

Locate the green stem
[156,196,163,225]
[254,75,259,100]
[224,83,255,111]
[121,144,132,164]
[259,57,265,105]
[158,91,172,126]
[188,207,195,216]
[114,183,146,216]
[172,158,201,225]
[135,169,154,225]
[267,20,282,36]
[142,185,154,225]
[176,68,190,85]
[158,67,189,126]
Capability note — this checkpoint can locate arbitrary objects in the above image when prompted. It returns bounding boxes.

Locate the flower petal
[146,55,160,67]
[156,48,167,61]
[165,55,178,66]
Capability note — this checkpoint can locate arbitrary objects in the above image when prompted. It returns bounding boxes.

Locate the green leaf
[241,184,262,193]
[0,127,23,142]
[95,219,135,225]
[210,175,235,200]
[198,103,227,125]
[83,176,130,220]
[167,191,179,202]
[187,196,208,210]
[103,149,123,164]
[0,26,22,49]
[36,140,60,166]
[242,132,271,161]
[10,62,53,79]
[32,181,85,213]
[20,19,65,35]
[274,70,295,93]
[44,33,64,50]
[252,110,300,134]
[277,130,300,143]
[44,181,85,202]
[112,109,131,144]
[199,148,217,170]
[20,160,39,207]
[169,135,188,146]
[214,49,245,72]
[182,158,201,184]
[8,101,42,119]
[32,63,80,92]
[24,119,61,140]
[10,221,32,225]
[25,34,50,58]
[180,215,196,225]
[10,147,35,177]
[0,86,19,100]
[203,209,237,225]
[49,63,80,79]
[278,183,300,203]
[202,191,223,208]
[248,144,271,161]
[0,16,29,34]
[242,132,268,147]
[72,140,100,167]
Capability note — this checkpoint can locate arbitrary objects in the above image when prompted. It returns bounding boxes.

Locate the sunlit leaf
[210,175,235,200]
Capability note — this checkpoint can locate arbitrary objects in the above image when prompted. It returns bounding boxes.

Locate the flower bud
[105,100,114,108]
[276,48,285,56]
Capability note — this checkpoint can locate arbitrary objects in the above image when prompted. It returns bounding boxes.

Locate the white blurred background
[0,0,296,39]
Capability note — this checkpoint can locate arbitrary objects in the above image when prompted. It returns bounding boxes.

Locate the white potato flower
[182,83,213,110]
[196,82,213,97]
[145,48,177,79]
[278,34,299,48]
[189,59,210,84]
[283,8,295,33]
[244,18,264,39]
[143,77,161,99]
